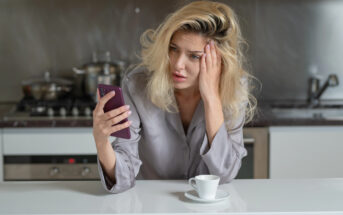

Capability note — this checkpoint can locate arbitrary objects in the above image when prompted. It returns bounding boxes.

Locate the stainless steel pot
[72,52,126,101]
[73,63,117,101]
[22,71,73,100]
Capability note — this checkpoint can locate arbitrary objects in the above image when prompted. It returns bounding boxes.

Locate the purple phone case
[98,84,131,139]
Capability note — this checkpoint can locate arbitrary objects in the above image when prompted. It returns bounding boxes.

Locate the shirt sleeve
[198,110,247,184]
[97,73,142,194]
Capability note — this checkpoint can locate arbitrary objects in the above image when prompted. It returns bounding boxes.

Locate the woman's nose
[174,54,185,70]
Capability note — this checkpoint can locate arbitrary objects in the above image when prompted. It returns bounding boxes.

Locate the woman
[92,1,256,193]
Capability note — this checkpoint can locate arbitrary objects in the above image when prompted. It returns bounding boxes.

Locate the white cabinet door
[270,126,343,179]
[3,128,98,155]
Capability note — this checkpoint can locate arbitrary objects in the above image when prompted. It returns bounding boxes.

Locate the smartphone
[98,84,131,139]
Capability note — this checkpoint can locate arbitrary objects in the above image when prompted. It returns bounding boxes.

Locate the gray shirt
[97,67,247,193]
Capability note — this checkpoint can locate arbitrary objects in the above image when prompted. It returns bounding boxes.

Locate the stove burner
[16,95,96,117]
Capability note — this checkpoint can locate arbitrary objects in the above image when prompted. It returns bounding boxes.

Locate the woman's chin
[173,83,199,92]
[173,83,188,90]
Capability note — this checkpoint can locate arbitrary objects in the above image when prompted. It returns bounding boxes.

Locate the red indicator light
[68,158,75,164]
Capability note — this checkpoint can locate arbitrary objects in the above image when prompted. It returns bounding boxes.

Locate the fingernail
[125,105,130,109]
[203,53,207,57]
[206,44,210,50]
[128,111,132,115]
[110,91,115,95]
[128,120,132,125]
[211,40,214,45]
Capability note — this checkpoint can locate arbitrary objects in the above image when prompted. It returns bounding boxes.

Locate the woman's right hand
[92,88,132,146]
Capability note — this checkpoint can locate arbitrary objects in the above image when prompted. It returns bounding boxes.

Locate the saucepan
[22,71,73,100]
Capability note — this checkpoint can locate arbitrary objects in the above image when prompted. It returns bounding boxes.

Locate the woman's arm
[93,89,132,184]
[96,140,117,183]
[203,96,224,145]
[95,71,142,193]
[199,40,224,145]
[197,41,247,183]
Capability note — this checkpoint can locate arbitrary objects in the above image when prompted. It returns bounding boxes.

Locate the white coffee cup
[188,175,220,200]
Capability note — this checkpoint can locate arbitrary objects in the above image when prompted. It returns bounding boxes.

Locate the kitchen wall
[255,0,343,101]
[0,0,254,102]
[0,0,342,103]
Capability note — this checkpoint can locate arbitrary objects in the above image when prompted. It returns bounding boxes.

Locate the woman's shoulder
[121,65,162,115]
[122,65,149,84]
[121,65,149,96]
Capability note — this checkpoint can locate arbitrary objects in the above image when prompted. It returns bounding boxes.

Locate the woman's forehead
[170,30,208,50]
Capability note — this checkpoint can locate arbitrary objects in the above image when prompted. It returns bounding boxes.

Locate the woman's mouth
[172,73,187,82]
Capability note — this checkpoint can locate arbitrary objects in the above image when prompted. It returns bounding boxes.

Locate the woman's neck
[174,87,201,101]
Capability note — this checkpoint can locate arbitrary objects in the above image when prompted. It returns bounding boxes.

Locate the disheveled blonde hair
[139,0,257,126]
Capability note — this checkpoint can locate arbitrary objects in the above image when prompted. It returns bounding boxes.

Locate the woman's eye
[190,54,200,60]
[169,46,177,52]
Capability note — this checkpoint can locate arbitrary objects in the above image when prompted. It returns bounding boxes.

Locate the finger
[106,110,131,127]
[205,43,212,69]
[109,120,132,134]
[96,88,100,102]
[102,105,130,121]
[210,40,217,67]
[93,88,101,113]
[92,104,102,118]
[201,53,207,74]
[98,90,115,110]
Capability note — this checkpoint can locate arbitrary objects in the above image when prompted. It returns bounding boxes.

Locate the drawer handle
[243,138,255,144]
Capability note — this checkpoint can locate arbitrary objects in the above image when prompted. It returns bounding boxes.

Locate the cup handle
[188,177,197,191]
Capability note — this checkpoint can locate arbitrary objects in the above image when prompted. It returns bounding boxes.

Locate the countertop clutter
[2,103,343,128]
[0,103,93,127]
[3,116,343,128]
[0,179,343,214]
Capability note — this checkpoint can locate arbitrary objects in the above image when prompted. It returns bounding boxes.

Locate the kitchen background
[1,0,343,103]
[1,0,343,182]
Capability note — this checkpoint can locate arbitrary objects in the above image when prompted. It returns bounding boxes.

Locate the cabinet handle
[243,137,255,144]
[49,167,60,176]
[81,167,91,176]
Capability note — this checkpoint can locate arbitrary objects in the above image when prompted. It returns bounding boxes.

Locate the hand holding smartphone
[97,84,131,139]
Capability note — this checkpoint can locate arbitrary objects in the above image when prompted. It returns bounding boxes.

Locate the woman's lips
[172,73,187,82]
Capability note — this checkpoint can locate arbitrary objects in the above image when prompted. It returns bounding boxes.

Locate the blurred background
[1,0,343,182]
[1,0,342,103]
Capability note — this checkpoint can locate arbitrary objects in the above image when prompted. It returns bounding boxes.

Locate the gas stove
[4,96,96,120]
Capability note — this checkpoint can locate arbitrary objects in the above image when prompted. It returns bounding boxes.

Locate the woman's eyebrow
[170,42,204,53]
[189,50,204,54]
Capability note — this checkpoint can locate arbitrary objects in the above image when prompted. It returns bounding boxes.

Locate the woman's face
[169,30,207,92]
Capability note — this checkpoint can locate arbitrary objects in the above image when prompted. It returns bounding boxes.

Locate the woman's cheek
[191,70,201,85]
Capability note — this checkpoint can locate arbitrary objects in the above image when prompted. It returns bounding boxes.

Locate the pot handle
[73,67,85,74]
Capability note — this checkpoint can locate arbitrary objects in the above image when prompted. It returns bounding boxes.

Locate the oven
[2,127,100,181]
[237,127,269,179]
[4,155,99,181]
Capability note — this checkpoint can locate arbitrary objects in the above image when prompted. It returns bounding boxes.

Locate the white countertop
[0,178,343,214]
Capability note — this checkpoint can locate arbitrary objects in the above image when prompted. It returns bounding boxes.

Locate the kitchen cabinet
[1,128,118,181]
[2,128,97,155]
[240,127,269,179]
[269,126,343,179]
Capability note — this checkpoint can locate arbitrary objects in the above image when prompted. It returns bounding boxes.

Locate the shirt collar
[165,99,204,137]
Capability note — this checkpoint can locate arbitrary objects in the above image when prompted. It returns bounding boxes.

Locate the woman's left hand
[199,40,222,102]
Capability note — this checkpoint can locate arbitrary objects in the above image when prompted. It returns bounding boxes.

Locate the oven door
[4,155,99,181]
[2,128,101,181]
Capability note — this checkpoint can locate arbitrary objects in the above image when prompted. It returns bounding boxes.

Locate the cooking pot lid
[22,71,73,86]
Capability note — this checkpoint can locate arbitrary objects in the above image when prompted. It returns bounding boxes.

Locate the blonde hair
[139,1,257,126]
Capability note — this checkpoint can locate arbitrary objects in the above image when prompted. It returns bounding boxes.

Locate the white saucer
[184,189,229,203]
